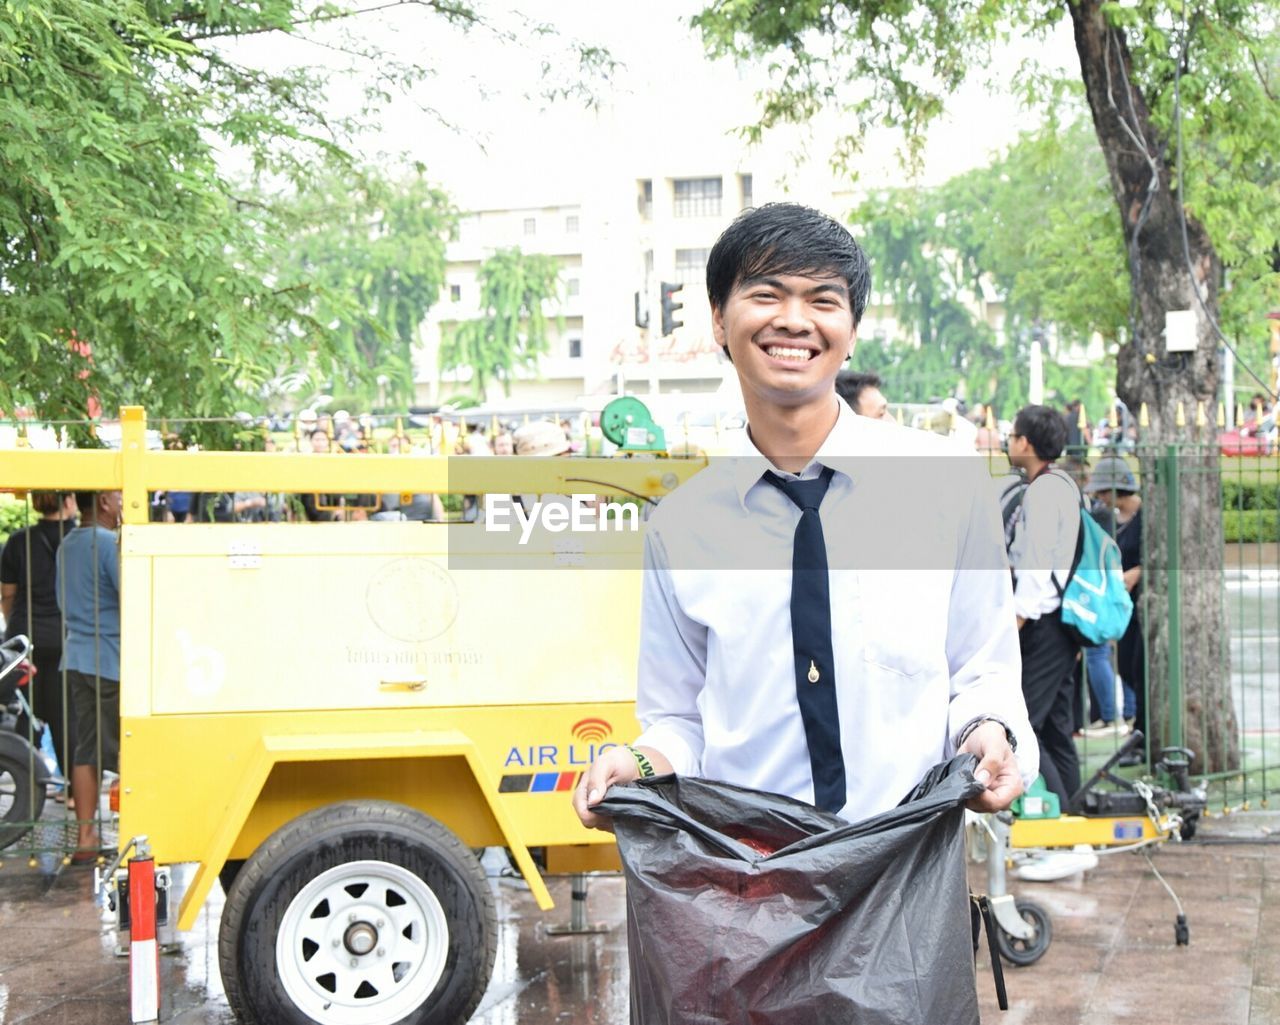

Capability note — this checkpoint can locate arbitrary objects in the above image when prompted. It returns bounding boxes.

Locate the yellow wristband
[628,745,656,779]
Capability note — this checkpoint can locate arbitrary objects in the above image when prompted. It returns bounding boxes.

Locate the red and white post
[128,845,160,1023]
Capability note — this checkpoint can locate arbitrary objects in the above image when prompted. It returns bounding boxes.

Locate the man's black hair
[73,491,97,516]
[705,203,872,325]
[1014,404,1068,462]
[835,370,882,412]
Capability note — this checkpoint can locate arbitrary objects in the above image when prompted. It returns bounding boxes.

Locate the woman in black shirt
[0,492,78,778]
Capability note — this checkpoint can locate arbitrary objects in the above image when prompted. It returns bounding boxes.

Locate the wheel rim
[275,859,450,1025]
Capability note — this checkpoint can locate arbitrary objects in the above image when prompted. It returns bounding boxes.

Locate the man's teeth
[765,346,813,361]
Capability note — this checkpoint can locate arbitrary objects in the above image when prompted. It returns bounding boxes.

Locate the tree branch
[1248,47,1277,103]
[171,0,480,43]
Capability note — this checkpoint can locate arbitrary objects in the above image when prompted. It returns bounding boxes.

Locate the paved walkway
[0,815,1277,1023]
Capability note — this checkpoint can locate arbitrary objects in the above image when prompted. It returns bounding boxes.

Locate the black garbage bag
[596,754,987,1025]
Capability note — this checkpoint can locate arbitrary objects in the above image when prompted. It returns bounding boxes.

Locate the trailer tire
[219,859,244,895]
[0,750,45,851]
[219,801,495,1025]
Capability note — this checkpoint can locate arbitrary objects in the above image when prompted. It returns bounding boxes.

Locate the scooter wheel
[995,898,1052,967]
[0,749,46,851]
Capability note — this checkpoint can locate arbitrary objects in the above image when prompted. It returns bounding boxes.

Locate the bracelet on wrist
[956,717,1017,753]
[628,745,656,779]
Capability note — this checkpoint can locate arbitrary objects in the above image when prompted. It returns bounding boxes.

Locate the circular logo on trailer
[365,558,460,642]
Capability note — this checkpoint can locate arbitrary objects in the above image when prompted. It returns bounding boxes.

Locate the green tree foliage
[0,0,324,428]
[694,1,1280,418]
[0,497,35,549]
[853,117,1127,417]
[0,1,610,431]
[438,248,562,400]
[270,168,455,410]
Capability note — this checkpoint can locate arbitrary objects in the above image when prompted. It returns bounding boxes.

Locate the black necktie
[763,466,846,812]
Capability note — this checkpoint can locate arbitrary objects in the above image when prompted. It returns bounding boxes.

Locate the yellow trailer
[1,406,706,1025]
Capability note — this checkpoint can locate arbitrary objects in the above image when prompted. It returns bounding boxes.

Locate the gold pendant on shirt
[807,660,820,683]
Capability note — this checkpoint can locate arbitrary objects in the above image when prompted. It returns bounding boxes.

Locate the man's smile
[758,339,821,364]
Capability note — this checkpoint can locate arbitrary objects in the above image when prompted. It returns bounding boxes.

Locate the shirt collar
[731,395,867,509]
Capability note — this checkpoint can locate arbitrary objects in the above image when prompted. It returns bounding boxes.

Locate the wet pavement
[2,814,1279,1024]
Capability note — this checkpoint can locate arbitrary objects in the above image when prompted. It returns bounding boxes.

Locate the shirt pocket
[856,570,949,679]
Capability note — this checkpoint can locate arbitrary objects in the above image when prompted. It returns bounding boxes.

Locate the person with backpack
[1006,405,1087,813]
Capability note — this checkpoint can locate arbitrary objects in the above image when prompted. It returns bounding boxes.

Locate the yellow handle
[379,680,427,693]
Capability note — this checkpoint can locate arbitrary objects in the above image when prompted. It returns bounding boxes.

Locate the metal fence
[1054,428,1279,817]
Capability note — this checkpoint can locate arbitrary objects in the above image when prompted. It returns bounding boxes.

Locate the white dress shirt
[633,398,1039,824]
[1008,468,1081,621]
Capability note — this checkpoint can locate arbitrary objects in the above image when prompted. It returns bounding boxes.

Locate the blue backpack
[1045,468,1134,646]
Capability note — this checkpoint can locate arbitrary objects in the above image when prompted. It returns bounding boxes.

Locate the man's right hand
[572,743,680,831]
[572,745,640,832]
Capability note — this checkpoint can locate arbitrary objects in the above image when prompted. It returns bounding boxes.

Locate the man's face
[1092,488,1130,510]
[1006,430,1031,469]
[712,272,856,409]
[855,386,890,421]
[310,431,331,454]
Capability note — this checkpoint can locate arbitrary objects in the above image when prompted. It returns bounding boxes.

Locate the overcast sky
[221,1,1078,209]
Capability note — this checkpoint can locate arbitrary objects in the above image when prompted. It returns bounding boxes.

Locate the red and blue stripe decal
[499,771,581,793]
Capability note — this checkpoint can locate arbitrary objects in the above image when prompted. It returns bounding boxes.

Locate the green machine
[600,396,667,453]
[1010,775,1062,819]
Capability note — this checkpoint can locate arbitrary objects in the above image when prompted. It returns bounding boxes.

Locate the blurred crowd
[147,408,585,525]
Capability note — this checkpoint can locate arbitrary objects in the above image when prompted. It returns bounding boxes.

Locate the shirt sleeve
[632,526,707,777]
[944,459,1040,787]
[1009,473,1077,620]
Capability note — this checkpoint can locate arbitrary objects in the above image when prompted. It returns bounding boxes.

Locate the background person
[56,490,123,862]
[1006,406,1082,799]
[1,491,78,782]
[834,369,892,421]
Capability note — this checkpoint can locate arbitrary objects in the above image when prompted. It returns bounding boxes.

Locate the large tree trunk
[1070,1,1240,772]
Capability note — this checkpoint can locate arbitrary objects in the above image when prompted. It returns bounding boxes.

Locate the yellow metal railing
[0,407,708,524]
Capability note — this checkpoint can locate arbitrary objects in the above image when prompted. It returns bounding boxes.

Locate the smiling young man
[574,203,1037,830]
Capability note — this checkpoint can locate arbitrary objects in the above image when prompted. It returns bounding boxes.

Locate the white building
[417,155,874,409]
[413,154,1055,411]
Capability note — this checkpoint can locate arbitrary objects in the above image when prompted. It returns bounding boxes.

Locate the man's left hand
[960,720,1023,813]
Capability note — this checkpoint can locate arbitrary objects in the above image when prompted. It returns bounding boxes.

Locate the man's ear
[712,304,734,364]
[846,327,858,362]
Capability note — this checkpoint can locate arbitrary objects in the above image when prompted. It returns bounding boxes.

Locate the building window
[449,284,462,302]
[566,277,580,297]
[568,337,582,359]
[673,177,722,218]
[523,217,536,236]
[565,214,580,233]
[638,180,653,219]
[674,248,710,286]
[740,173,753,210]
